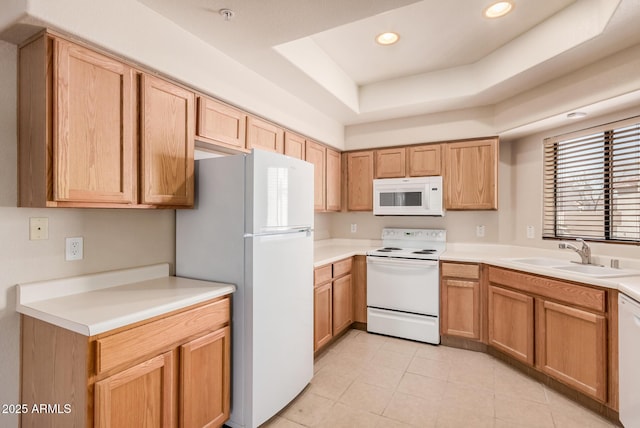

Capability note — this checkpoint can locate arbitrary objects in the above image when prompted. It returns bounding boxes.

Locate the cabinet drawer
[333,258,353,278]
[488,267,605,312]
[314,265,332,285]
[441,262,480,279]
[96,297,230,374]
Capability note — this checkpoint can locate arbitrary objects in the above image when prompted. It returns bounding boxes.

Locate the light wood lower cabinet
[332,274,353,335]
[440,262,482,340]
[488,285,535,365]
[314,282,333,351]
[536,300,607,402]
[21,296,231,428]
[487,266,612,404]
[314,258,353,352]
[94,351,175,428]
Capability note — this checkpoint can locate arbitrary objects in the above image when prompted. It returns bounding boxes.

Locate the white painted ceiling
[133,0,640,128]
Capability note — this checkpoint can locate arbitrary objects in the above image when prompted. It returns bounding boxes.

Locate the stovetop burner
[412,249,436,254]
[367,228,446,261]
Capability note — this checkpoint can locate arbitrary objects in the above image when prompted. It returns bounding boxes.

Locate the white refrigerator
[176,150,314,428]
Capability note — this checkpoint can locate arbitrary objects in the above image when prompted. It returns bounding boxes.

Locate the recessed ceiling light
[484,1,514,18]
[376,32,400,46]
[567,112,588,119]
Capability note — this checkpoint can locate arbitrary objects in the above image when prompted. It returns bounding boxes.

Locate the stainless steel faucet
[558,238,592,265]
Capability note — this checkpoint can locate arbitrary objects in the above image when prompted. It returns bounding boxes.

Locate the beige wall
[0,40,175,427]
[507,104,640,258]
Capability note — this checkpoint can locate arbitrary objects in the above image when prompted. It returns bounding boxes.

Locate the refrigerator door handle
[244,227,313,238]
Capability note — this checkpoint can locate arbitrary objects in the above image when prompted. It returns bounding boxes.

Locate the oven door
[366,256,439,316]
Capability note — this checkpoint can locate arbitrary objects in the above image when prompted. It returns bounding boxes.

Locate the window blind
[543,116,640,243]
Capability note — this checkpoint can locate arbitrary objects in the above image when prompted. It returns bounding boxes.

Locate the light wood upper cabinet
[443,138,498,210]
[19,35,137,207]
[536,300,607,402]
[408,144,441,176]
[18,33,196,208]
[325,148,342,212]
[246,116,284,153]
[306,140,326,211]
[284,132,306,160]
[196,96,246,150]
[140,74,195,207]
[375,148,406,178]
[347,151,375,211]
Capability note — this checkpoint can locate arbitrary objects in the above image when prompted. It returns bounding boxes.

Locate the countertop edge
[314,239,640,301]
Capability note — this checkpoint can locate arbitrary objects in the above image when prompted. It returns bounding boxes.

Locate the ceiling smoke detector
[567,111,588,119]
[219,8,235,21]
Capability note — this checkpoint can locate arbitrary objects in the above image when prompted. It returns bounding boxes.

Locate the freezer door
[246,150,314,234]
[244,230,314,427]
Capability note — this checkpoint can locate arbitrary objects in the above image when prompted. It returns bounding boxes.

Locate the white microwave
[373,176,444,216]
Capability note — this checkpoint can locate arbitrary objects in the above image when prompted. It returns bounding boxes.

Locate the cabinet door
[306,140,326,211]
[181,326,231,428]
[284,132,305,160]
[347,151,374,211]
[333,274,353,336]
[441,279,480,340]
[141,74,195,206]
[488,285,534,365]
[352,256,367,324]
[196,97,246,149]
[314,283,333,351]
[326,148,342,212]
[408,144,441,176]
[444,138,498,210]
[54,38,135,204]
[246,116,284,153]
[375,148,406,178]
[94,351,174,428]
[536,300,607,402]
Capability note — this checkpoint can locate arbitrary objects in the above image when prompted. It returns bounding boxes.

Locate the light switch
[30,217,49,240]
[526,225,535,239]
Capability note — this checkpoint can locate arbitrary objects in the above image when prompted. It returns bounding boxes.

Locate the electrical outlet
[65,237,83,261]
[526,225,535,239]
[350,224,357,233]
[29,217,49,240]
[476,225,485,238]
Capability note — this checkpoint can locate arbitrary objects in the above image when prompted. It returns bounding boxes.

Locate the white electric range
[366,228,446,344]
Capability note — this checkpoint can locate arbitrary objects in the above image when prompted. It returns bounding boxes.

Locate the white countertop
[314,239,640,302]
[16,263,236,336]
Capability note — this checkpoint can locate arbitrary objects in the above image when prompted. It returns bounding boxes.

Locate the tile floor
[262,330,618,428]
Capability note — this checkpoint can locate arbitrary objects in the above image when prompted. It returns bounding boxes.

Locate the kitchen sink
[507,258,640,278]
[508,257,569,267]
[553,264,640,278]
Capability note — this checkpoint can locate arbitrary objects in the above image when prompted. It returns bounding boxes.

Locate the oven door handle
[367,256,438,268]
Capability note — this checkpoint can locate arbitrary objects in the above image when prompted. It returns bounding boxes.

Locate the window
[543,116,640,243]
